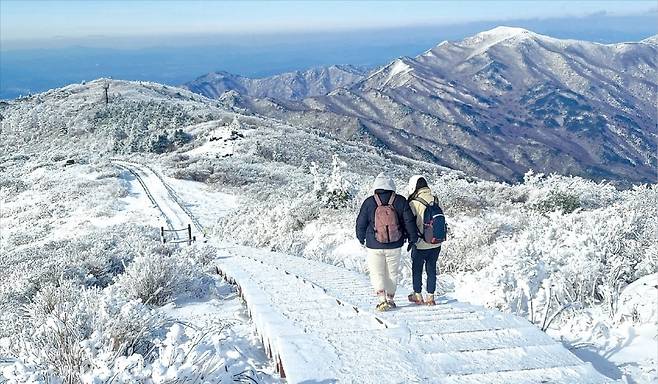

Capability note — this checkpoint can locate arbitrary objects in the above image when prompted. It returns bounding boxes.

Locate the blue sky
[2,0,656,42]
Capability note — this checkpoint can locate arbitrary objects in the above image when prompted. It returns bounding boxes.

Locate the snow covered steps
[214,246,612,383]
[215,253,409,382]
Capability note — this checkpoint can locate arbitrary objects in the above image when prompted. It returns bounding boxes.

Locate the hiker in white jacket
[406,175,445,306]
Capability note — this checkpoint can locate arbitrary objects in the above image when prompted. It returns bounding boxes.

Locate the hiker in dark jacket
[356,172,418,311]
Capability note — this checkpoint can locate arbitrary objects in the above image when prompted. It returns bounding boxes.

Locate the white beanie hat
[372,172,396,192]
[407,174,425,197]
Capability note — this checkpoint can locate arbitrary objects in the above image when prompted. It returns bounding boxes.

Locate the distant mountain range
[184,27,657,184]
[183,65,368,101]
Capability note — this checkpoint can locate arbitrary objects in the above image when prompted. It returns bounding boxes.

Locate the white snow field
[115,161,612,383]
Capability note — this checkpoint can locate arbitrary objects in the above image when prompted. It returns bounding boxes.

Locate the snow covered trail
[113,160,202,242]
[113,160,613,383]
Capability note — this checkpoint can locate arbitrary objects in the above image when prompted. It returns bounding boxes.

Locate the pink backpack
[373,193,402,243]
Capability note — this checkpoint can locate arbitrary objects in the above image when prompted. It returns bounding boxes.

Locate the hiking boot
[407,292,424,305]
[425,294,436,306]
[376,301,392,312]
[387,294,396,308]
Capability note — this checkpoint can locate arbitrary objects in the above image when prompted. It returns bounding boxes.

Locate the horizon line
[2,10,657,51]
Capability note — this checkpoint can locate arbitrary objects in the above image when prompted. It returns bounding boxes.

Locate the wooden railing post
[187,224,192,245]
[160,227,165,243]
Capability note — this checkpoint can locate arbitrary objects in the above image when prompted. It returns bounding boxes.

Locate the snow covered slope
[0,79,227,157]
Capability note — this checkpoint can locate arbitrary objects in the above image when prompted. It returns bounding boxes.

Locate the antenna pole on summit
[103,82,110,105]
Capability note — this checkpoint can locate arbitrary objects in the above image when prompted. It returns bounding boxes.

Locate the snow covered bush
[530,190,581,213]
[1,281,164,383]
[1,225,223,383]
[3,321,258,384]
[79,323,260,384]
[443,175,657,324]
[613,273,658,324]
[0,224,161,333]
[113,244,216,306]
[310,155,354,209]
[215,191,322,253]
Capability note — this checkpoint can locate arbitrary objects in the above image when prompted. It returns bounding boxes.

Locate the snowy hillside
[1,45,656,382]
[182,64,367,101]
[198,27,657,185]
[0,79,226,157]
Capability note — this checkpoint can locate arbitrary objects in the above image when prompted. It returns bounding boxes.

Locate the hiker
[356,172,418,311]
[406,175,446,306]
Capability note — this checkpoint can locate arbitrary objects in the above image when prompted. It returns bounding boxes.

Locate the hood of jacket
[372,172,395,192]
[407,175,426,197]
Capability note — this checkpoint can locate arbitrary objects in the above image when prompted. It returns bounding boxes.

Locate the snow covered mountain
[0,78,446,180]
[182,64,367,101]
[208,27,658,184]
[0,79,229,157]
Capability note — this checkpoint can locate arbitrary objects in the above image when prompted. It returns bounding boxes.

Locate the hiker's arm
[410,200,424,236]
[355,201,368,244]
[402,202,419,244]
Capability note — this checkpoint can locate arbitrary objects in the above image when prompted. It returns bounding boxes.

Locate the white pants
[366,247,401,297]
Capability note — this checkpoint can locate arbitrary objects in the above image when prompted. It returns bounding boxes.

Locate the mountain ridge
[199,27,657,184]
[182,64,368,101]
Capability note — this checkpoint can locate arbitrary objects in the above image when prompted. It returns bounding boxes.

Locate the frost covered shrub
[457,186,657,321]
[78,323,259,384]
[93,99,203,154]
[204,157,291,188]
[216,192,323,253]
[0,225,161,340]
[7,225,158,290]
[310,155,354,209]
[2,282,163,383]
[0,176,28,196]
[431,172,505,215]
[4,322,258,384]
[1,240,220,382]
[530,190,581,214]
[520,171,618,211]
[441,212,524,272]
[113,244,216,306]
[165,156,217,183]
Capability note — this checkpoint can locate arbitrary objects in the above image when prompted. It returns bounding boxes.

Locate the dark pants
[411,247,441,294]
